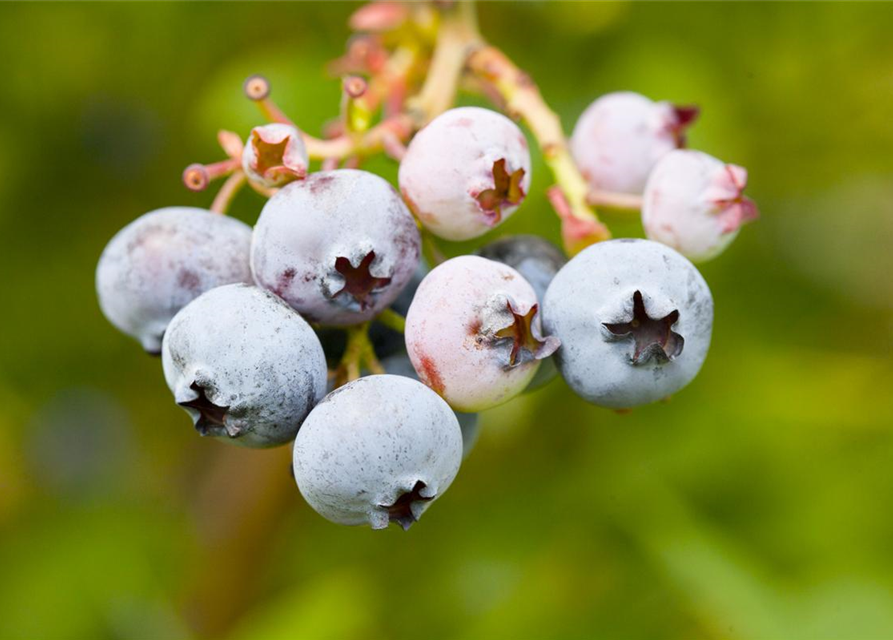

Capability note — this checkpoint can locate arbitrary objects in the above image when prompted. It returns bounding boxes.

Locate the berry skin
[642,149,759,262]
[398,107,532,241]
[161,284,327,448]
[251,169,421,326]
[380,353,480,459]
[96,207,252,354]
[570,91,698,195]
[477,234,568,390]
[543,239,712,409]
[241,123,309,188]
[293,374,463,530]
[405,256,559,412]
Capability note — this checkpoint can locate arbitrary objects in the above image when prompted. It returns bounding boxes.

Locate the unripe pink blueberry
[251,169,421,325]
[398,107,532,241]
[161,284,327,448]
[293,374,462,530]
[96,207,252,354]
[405,256,559,412]
[571,91,698,195]
[642,149,758,262]
[241,123,308,188]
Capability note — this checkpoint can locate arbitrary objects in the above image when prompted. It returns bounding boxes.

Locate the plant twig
[588,189,643,212]
[406,1,480,127]
[377,308,406,333]
[210,171,247,214]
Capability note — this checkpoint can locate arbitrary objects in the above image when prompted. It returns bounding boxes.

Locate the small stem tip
[243,74,271,101]
[183,164,209,192]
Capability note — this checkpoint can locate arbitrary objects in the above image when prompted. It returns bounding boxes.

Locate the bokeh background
[2,2,893,639]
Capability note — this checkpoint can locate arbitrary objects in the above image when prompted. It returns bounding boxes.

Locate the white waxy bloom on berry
[642,149,759,262]
[571,91,698,195]
[96,207,252,354]
[162,284,327,448]
[251,169,421,326]
[293,375,462,530]
[543,239,713,409]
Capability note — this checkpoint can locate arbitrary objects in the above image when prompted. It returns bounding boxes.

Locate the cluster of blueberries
[97,92,755,530]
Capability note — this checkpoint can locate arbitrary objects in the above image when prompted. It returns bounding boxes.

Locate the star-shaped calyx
[475,159,526,225]
[179,382,239,437]
[333,250,392,310]
[603,290,684,365]
[379,480,432,531]
[713,164,760,234]
[249,129,306,182]
[494,301,560,368]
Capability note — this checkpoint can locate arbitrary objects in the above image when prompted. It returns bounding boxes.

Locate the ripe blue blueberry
[251,169,421,326]
[543,239,713,408]
[96,207,252,354]
[161,284,327,447]
[293,375,463,530]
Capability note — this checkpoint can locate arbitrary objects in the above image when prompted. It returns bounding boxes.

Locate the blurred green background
[2,2,893,639]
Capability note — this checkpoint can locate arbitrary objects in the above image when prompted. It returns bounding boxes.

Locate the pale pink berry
[570,91,698,195]
[241,123,308,188]
[398,107,532,241]
[642,150,758,262]
[404,256,559,412]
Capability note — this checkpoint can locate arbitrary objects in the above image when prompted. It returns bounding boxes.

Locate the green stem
[377,308,406,333]
[421,228,446,266]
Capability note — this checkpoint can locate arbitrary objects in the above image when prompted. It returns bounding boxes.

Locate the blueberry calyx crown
[332,250,392,310]
[380,480,432,531]
[250,130,305,181]
[475,159,526,225]
[494,301,550,368]
[603,290,684,365]
[179,382,234,437]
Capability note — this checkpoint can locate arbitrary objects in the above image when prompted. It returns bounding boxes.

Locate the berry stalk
[377,308,406,333]
[210,171,246,214]
[405,1,480,126]
[333,322,384,387]
[587,189,644,212]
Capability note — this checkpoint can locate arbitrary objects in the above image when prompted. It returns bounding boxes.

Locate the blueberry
[477,235,567,303]
[571,92,698,195]
[293,375,463,530]
[96,207,252,354]
[543,239,713,408]
[399,107,532,241]
[161,284,327,447]
[642,149,759,262]
[251,169,421,326]
[405,256,559,412]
